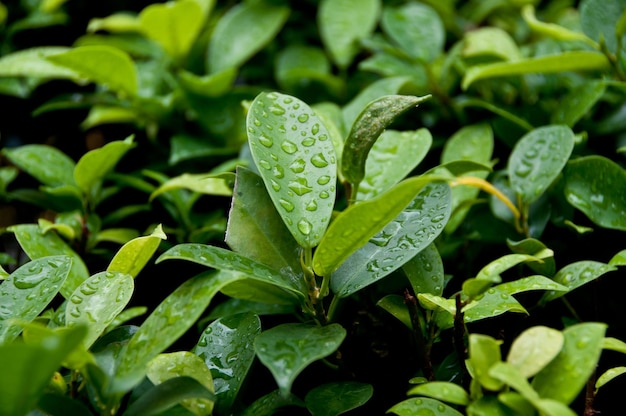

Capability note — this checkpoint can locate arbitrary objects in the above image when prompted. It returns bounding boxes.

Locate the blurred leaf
[87,13,141,33]
[462,27,522,62]
[506,326,564,379]
[107,224,166,278]
[305,381,373,416]
[0,46,77,79]
[150,173,233,200]
[580,0,626,53]
[388,397,463,416]
[3,144,76,188]
[377,295,411,329]
[178,68,237,97]
[596,367,626,391]
[407,381,469,406]
[541,261,617,302]
[241,389,304,416]
[522,5,596,45]
[551,80,606,126]
[467,333,503,391]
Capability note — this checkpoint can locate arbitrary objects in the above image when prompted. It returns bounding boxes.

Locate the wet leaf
[377,295,411,329]
[506,326,564,378]
[3,144,76,188]
[388,397,463,416]
[0,256,71,344]
[532,322,607,404]
[178,68,237,97]
[107,224,167,278]
[596,367,626,391]
[65,271,134,349]
[241,389,305,416]
[331,182,451,297]
[305,381,373,416]
[208,1,289,73]
[497,275,568,296]
[507,238,556,276]
[0,46,78,79]
[489,362,539,403]
[609,249,626,266]
[463,288,528,325]
[254,323,346,396]
[564,155,626,231]
[467,333,503,391]
[403,243,444,297]
[247,91,337,248]
[508,125,575,204]
[407,381,469,406]
[150,173,233,200]
[194,313,260,414]
[318,0,380,69]
[541,260,617,302]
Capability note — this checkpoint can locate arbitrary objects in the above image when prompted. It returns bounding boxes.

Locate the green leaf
[74,136,135,199]
[107,224,166,278]
[318,0,381,68]
[178,68,237,97]
[551,80,606,127]
[596,367,626,391]
[507,238,556,276]
[156,243,306,302]
[0,256,71,344]
[467,333,503,391]
[403,243,445,296]
[313,176,441,277]
[225,167,300,272]
[377,295,412,329]
[114,271,234,392]
[10,224,89,298]
[541,261,617,302]
[381,2,444,62]
[508,125,575,204]
[305,381,373,416]
[146,352,214,416]
[208,0,289,73]
[194,313,260,414]
[341,94,430,188]
[407,381,469,406]
[522,5,596,45]
[467,395,523,416]
[532,322,607,404]
[124,376,216,416]
[462,51,610,90]
[139,0,205,62]
[65,271,134,349]
[47,45,138,96]
[463,288,528,325]
[275,45,342,94]
[247,92,337,248]
[609,249,626,266]
[580,0,626,54]
[462,27,522,62]
[506,326,564,379]
[0,46,78,79]
[388,397,463,416]
[254,323,346,396]
[496,275,568,296]
[489,362,539,402]
[150,173,233,200]
[331,182,451,298]
[603,336,626,353]
[36,393,93,416]
[241,389,305,416]
[564,155,626,231]
[3,144,76,188]
[87,12,142,33]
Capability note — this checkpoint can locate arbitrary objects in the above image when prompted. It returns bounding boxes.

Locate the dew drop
[311,123,319,134]
[289,159,306,173]
[283,97,293,104]
[298,114,309,123]
[317,175,331,185]
[311,153,329,168]
[269,104,286,115]
[271,180,281,191]
[288,178,313,195]
[297,219,312,235]
[514,160,533,178]
[281,140,298,154]
[279,199,295,212]
[258,135,273,147]
[319,134,328,141]
[258,159,271,170]
[293,103,300,110]
[306,200,318,211]
[319,191,330,199]
[253,118,262,127]
[302,137,316,147]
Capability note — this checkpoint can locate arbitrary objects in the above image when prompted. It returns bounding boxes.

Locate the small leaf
[87,13,142,33]
[603,337,626,354]
[541,261,617,302]
[489,362,539,402]
[47,45,138,96]
[247,92,337,248]
[0,256,71,343]
[107,224,166,278]
[508,125,575,204]
[377,295,412,329]
[403,243,445,296]
[254,323,346,396]
[318,0,380,69]
[208,1,289,73]
[305,381,373,416]
[0,46,78,79]
[462,51,610,90]
[150,173,233,200]
[507,326,564,378]
[596,367,626,391]
[3,144,76,188]
[609,249,626,266]
[464,288,528,325]
[564,155,626,231]
[507,238,556,276]
[467,334,503,391]
[522,5,596,45]
[532,322,607,405]
[462,27,522,62]
[388,397,463,416]
[194,313,261,414]
[178,67,237,97]
[65,271,134,349]
[407,381,469,406]
[241,389,305,416]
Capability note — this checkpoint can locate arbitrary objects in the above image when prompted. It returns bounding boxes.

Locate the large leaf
[225,167,300,272]
[107,224,167,278]
[406,381,470,406]
[254,323,346,396]
[508,125,575,204]
[208,0,289,73]
[541,261,617,303]
[580,0,626,54]
[506,326,564,379]
[331,182,451,298]
[305,382,373,416]
[65,271,134,349]
[564,156,626,231]
[0,256,71,344]
[318,0,380,69]
[3,144,76,188]
[247,92,337,248]
[403,243,444,297]
[194,313,261,414]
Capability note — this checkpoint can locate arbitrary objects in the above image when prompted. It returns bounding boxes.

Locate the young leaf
[107,224,167,278]
[377,295,412,329]
[318,0,380,69]
[208,1,289,73]
[305,381,373,416]
[496,275,568,296]
[467,334,504,391]
[596,367,626,391]
[254,323,346,396]
[463,288,528,325]
[508,125,575,204]
[0,46,78,79]
[532,323,607,405]
[0,256,71,344]
[65,271,134,349]
[462,27,522,62]
[488,362,540,403]
[506,326,564,379]
[194,313,261,414]
[3,144,76,188]
[407,381,470,406]
[331,182,451,298]
[341,94,430,190]
[388,397,463,416]
[403,243,445,296]
[247,91,337,248]
[564,156,626,231]
[541,261,617,302]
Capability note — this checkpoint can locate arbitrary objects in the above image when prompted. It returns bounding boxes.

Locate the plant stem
[405,289,434,380]
[584,367,598,416]
[454,293,470,388]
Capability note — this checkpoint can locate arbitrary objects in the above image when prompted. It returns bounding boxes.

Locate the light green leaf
[208,0,289,73]
[247,91,337,248]
[467,333,503,391]
[10,224,89,298]
[596,367,626,391]
[417,293,456,316]
[0,256,71,344]
[403,243,445,297]
[564,155,626,231]
[331,182,451,298]
[508,125,575,204]
[65,271,134,349]
[254,323,346,396]
[522,5,596,45]
[541,261,617,302]
[47,45,138,96]
[107,224,166,278]
[305,382,373,416]
[377,295,412,329]
[318,0,380,69]
[3,144,76,188]
[609,249,626,266]
[408,382,469,406]
[275,45,342,94]
[497,275,568,296]
[464,288,528,325]
[150,173,233,200]
[195,313,260,414]
[489,362,539,402]
[388,397,463,416]
[178,67,237,97]
[147,351,214,416]
[462,51,610,90]
[87,13,142,33]
[551,80,606,127]
[532,322,607,404]
[603,337,626,354]
[381,2,444,62]
[462,27,522,62]
[139,0,205,62]
[0,46,78,79]
[80,105,138,130]
[506,326,564,379]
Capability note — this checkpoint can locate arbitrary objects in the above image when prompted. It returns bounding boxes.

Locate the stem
[584,367,598,416]
[405,289,434,380]
[327,295,342,322]
[454,293,470,388]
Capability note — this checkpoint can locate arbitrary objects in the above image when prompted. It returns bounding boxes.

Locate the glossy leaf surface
[388,397,463,416]
[254,323,346,396]
[3,144,76,187]
[150,173,233,200]
[506,326,564,378]
[541,261,617,302]
[596,367,626,391]
[407,381,469,406]
[403,243,444,296]
[0,255,71,343]
[107,224,166,278]
[247,91,337,248]
[377,295,411,329]
[305,381,373,416]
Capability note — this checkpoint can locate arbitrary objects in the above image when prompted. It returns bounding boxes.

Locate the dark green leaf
[241,389,305,416]
[580,0,626,53]
[551,80,606,127]
[305,381,373,416]
[403,243,444,296]
[541,261,617,302]
[377,294,411,329]
[3,144,76,188]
